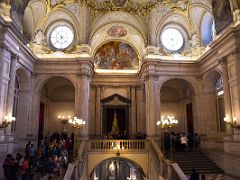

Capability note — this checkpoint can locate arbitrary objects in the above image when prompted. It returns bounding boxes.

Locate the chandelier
[68,117,86,128]
[156,116,178,128]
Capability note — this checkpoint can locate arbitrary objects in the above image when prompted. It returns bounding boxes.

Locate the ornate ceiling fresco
[21,0,214,65]
[42,0,192,16]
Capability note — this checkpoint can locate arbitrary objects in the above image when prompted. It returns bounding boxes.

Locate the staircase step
[170,150,224,175]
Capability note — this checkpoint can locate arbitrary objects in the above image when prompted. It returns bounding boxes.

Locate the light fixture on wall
[68,117,86,128]
[224,116,240,129]
[68,117,86,156]
[58,115,71,124]
[156,116,178,128]
[0,114,16,128]
[157,115,178,153]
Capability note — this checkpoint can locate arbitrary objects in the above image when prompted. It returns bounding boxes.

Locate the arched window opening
[215,76,225,132]
[215,76,223,96]
[92,158,144,180]
[201,15,215,46]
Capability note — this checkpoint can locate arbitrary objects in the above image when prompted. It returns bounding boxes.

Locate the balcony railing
[89,139,147,151]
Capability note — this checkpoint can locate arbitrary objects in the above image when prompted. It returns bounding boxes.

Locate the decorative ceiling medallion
[111,0,128,8]
[107,26,127,37]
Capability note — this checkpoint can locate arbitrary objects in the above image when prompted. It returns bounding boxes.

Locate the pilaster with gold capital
[144,73,158,138]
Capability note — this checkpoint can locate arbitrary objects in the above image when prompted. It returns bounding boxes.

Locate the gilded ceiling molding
[81,0,157,16]
[81,0,194,16]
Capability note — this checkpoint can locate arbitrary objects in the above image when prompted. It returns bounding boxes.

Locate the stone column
[95,86,101,135]
[144,75,157,138]
[0,44,11,136]
[220,58,233,134]
[5,53,17,135]
[76,73,91,138]
[226,52,240,141]
[130,86,136,136]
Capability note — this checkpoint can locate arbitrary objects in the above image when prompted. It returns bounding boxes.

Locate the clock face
[50,25,74,50]
[161,28,184,52]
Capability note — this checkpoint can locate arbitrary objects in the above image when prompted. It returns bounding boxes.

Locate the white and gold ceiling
[22,0,213,71]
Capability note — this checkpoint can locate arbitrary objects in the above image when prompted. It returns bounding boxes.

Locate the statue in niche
[34,29,46,45]
[107,161,117,180]
[189,33,200,49]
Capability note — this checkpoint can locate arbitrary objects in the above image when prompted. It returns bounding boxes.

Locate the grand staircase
[170,151,224,175]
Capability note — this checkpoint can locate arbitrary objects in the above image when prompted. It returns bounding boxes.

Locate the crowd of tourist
[163,132,200,153]
[2,131,74,180]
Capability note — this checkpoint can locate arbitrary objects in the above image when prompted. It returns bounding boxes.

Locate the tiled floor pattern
[186,173,239,180]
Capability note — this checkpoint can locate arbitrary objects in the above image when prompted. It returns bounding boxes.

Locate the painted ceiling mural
[107,26,127,37]
[94,41,139,70]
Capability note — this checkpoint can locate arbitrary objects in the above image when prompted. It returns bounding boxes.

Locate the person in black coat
[190,168,199,180]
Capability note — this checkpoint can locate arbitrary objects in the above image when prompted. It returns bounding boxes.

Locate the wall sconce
[58,115,71,124]
[224,116,240,129]
[68,117,86,128]
[224,115,230,123]
[0,114,16,128]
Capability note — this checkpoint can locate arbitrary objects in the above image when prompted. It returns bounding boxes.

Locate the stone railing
[149,140,188,180]
[89,139,147,151]
[63,140,88,180]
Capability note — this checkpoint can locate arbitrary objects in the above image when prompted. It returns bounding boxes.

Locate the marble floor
[196,173,239,180]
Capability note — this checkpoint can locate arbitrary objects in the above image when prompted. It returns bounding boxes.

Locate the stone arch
[202,69,223,133]
[203,69,222,94]
[155,12,192,47]
[15,67,31,143]
[90,11,147,44]
[36,74,77,95]
[42,8,81,44]
[159,77,197,134]
[158,77,197,96]
[88,155,147,178]
[16,67,31,90]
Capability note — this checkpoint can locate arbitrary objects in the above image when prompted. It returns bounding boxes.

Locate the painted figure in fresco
[112,0,128,7]
[94,41,139,70]
[107,26,127,37]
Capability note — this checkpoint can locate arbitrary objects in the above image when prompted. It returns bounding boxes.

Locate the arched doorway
[38,76,75,144]
[203,70,225,133]
[101,94,131,138]
[91,158,144,180]
[160,79,195,134]
[15,68,31,144]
